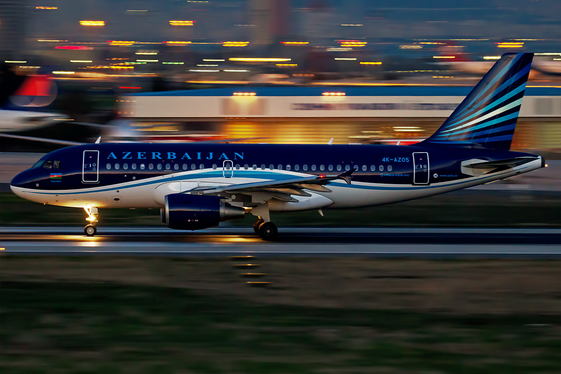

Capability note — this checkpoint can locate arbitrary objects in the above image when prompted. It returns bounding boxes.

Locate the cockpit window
[53,160,61,169]
[33,160,45,168]
[43,160,53,169]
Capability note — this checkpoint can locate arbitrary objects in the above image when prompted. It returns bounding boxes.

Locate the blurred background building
[0,0,559,155]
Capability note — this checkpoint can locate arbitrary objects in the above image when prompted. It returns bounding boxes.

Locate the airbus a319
[10,53,545,239]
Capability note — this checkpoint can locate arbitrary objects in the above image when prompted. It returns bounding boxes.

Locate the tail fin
[423,53,533,150]
[1,64,57,110]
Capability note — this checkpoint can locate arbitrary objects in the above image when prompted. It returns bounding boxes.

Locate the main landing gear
[84,206,98,236]
[253,217,278,240]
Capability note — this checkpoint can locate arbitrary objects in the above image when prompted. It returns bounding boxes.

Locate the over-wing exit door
[223,160,233,178]
[412,152,430,185]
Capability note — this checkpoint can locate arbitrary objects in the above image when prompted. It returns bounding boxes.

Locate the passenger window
[337,165,342,171]
[388,165,393,172]
[174,164,179,170]
[345,165,351,171]
[278,164,283,170]
[311,165,316,171]
[319,165,325,171]
[165,164,171,170]
[183,164,188,170]
[191,164,196,170]
[252,164,257,170]
[43,160,52,169]
[106,163,112,170]
[53,160,61,169]
[244,164,249,170]
[212,164,217,170]
[362,165,367,171]
[140,164,146,170]
[200,164,204,169]
[261,164,265,170]
[235,164,240,170]
[303,165,308,171]
[379,165,384,171]
[328,165,333,171]
[115,163,120,170]
[294,165,300,171]
[132,163,137,170]
[286,165,291,171]
[157,164,162,170]
[148,164,154,170]
[123,163,128,170]
[371,165,375,171]
[269,164,274,170]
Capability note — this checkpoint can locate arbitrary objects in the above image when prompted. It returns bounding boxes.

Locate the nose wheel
[84,224,97,236]
[84,206,99,236]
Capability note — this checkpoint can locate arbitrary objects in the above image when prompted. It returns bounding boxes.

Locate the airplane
[0,64,69,133]
[10,53,546,240]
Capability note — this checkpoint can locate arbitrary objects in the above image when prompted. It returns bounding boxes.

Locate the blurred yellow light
[322,92,345,96]
[36,6,57,10]
[52,71,75,74]
[223,41,250,47]
[432,76,454,79]
[203,59,225,61]
[230,57,289,62]
[165,41,192,45]
[70,60,92,63]
[135,51,158,55]
[281,41,309,45]
[484,56,501,60]
[400,44,423,49]
[38,39,67,42]
[496,42,524,48]
[360,61,382,65]
[80,20,105,26]
[5,60,26,63]
[109,41,135,46]
[170,20,195,26]
[233,92,256,96]
[276,63,297,67]
[334,57,356,61]
[433,56,456,59]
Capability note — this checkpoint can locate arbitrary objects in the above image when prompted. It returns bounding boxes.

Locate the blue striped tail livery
[423,53,534,151]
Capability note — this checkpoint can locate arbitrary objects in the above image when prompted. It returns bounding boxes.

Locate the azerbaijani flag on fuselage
[50,173,62,180]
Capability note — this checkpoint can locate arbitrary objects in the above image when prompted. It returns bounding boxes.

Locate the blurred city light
[169,20,195,26]
[80,20,105,26]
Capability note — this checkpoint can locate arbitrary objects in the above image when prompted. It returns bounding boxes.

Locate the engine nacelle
[162,193,245,230]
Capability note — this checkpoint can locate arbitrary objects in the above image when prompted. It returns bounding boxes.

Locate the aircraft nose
[10,170,32,189]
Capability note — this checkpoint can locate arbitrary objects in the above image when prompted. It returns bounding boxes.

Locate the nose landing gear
[84,206,98,236]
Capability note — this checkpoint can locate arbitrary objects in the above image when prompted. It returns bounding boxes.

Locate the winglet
[95,136,101,144]
[327,138,333,145]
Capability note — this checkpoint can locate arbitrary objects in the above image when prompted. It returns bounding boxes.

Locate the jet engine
[162,193,245,230]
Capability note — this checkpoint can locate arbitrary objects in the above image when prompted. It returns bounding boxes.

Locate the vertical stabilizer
[423,53,534,150]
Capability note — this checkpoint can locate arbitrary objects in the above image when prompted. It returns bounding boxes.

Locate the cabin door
[82,150,99,183]
[412,152,430,185]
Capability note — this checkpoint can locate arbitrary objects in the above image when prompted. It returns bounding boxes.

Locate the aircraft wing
[193,169,356,202]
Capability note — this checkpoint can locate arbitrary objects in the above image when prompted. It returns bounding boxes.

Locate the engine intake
[162,193,245,230]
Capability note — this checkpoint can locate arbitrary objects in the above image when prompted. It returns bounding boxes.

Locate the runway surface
[1,227,560,258]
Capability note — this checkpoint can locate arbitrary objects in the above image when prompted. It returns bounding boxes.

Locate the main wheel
[253,218,265,234]
[84,224,97,237]
[259,222,278,240]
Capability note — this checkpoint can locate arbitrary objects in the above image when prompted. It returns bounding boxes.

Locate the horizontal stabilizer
[466,156,538,169]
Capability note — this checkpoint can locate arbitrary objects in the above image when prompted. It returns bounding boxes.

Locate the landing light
[322,92,345,96]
